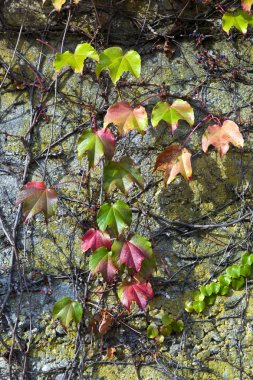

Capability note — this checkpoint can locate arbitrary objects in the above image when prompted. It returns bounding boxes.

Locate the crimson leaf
[81,228,111,252]
[118,278,154,310]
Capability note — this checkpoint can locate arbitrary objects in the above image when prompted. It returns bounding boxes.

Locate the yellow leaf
[52,0,67,11]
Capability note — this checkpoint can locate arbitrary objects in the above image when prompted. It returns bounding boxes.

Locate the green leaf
[194,292,205,302]
[171,320,184,333]
[151,100,194,134]
[240,264,252,277]
[231,276,245,290]
[97,200,132,235]
[241,252,253,265]
[205,294,217,306]
[219,286,230,296]
[104,157,144,194]
[205,282,220,296]
[161,315,173,326]
[226,265,241,279]
[193,300,205,313]
[95,47,141,84]
[218,275,231,287]
[160,325,172,336]
[53,297,83,326]
[89,247,118,282]
[184,300,193,313]
[77,128,115,167]
[222,11,252,34]
[54,43,99,73]
[147,324,159,339]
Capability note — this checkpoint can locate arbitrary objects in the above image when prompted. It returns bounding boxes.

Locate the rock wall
[1,1,253,379]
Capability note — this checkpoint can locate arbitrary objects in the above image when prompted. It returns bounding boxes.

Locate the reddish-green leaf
[77,128,115,166]
[81,228,111,252]
[104,157,144,194]
[112,234,153,272]
[89,247,118,282]
[104,101,148,136]
[118,278,153,311]
[16,181,58,223]
[242,0,253,12]
[202,120,244,158]
[154,144,192,185]
[151,100,194,134]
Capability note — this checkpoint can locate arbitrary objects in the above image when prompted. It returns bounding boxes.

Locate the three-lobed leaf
[118,278,153,310]
[112,234,153,273]
[97,200,132,236]
[222,11,253,34]
[104,101,148,136]
[202,120,244,158]
[81,228,111,252]
[154,144,192,185]
[89,247,118,282]
[95,47,141,84]
[77,128,115,166]
[16,181,58,223]
[151,99,194,134]
[53,296,83,326]
[54,43,99,73]
[104,157,144,194]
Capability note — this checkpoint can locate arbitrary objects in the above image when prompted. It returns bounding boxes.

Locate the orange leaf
[154,144,192,185]
[104,101,148,136]
[202,120,244,158]
[106,347,116,359]
[241,0,253,12]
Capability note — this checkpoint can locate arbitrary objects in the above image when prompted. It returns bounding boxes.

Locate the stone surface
[1,0,253,379]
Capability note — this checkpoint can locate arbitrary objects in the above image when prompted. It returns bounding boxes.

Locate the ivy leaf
[154,144,192,185]
[54,43,99,73]
[95,47,141,84]
[104,101,148,136]
[222,11,252,34]
[231,276,245,290]
[52,0,66,11]
[240,264,252,277]
[97,200,132,235]
[53,297,83,326]
[147,324,159,339]
[89,247,118,282]
[77,128,115,167]
[118,278,153,311]
[202,120,244,158]
[151,100,194,134]
[241,252,253,265]
[81,228,111,252]
[161,315,173,326]
[242,0,253,12]
[226,265,241,279]
[16,181,58,223]
[104,157,144,194]
[192,300,205,313]
[112,234,153,272]
[171,320,184,333]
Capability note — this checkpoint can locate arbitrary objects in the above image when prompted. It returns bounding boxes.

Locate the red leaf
[96,128,116,159]
[112,234,153,272]
[241,0,253,13]
[81,228,111,252]
[16,181,58,223]
[104,101,148,136]
[154,144,192,184]
[118,278,154,311]
[202,120,244,158]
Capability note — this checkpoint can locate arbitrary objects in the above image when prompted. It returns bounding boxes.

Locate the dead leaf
[202,120,244,158]
[154,144,192,185]
[106,347,116,359]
